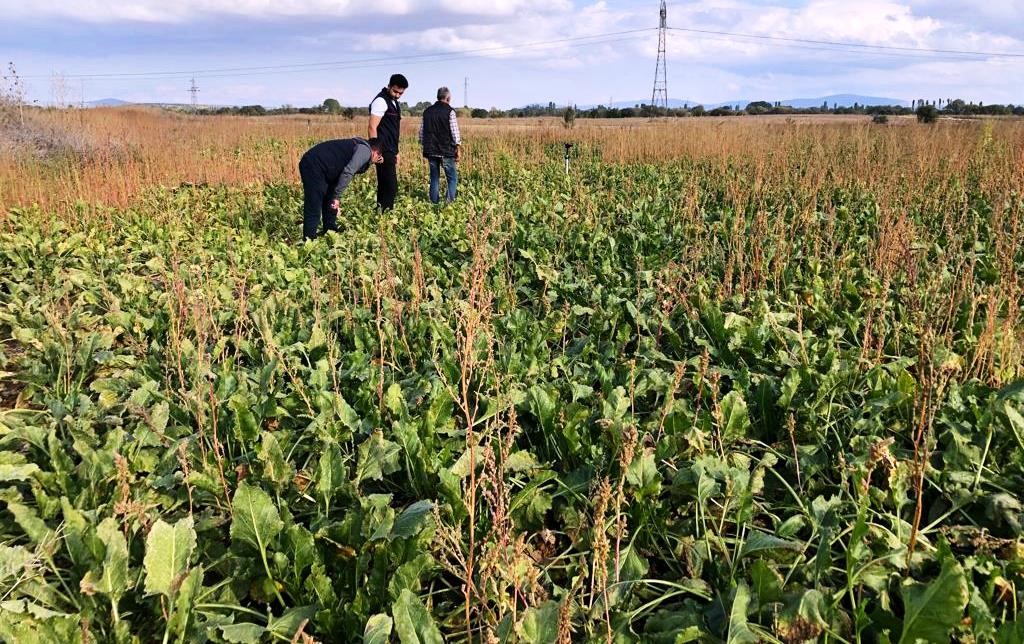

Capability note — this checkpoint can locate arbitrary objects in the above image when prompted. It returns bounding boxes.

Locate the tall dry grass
[2,107,1022,216]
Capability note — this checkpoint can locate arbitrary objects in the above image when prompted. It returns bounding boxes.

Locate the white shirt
[370,96,388,117]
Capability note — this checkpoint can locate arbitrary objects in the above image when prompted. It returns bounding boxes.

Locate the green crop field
[1,119,1023,643]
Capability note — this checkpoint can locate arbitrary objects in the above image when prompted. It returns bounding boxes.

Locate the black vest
[422,101,457,158]
[371,88,401,154]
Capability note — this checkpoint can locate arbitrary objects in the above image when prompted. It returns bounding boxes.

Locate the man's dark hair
[367,138,382,153]
[388,73,409,89]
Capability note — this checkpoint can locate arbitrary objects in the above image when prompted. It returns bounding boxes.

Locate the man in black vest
[368,73,408,211]
[419,86,462,204]
[298,137,383,240]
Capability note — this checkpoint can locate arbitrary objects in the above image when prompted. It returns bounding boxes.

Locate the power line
[667,26,1024,59]
[22,28,655,81]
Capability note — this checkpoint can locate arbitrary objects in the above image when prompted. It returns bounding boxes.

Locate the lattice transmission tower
[189,77,200,110]
[651,0,668,109]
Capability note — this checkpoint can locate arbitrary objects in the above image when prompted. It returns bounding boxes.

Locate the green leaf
[356,431,401,484]
[258,431,293,491]
[4,501,51,544]
[143,516,196,598]
[364,614,394,644]
[95,518,130,599]
[268,606,316,639]
[518,600,560,643]
[739,530,802,559]
[150,401,169,434]
[230,394,259,444]
[391,500,434,541]
[169,565,204,640]
[625,448,662,500]
[749,559,783,605]
[726,583,759,644]
[720,391,750,443]
[219,622,266,643]
[0,462,40,482]
[898,547,969,643]
[230,482,283,555]
[315,442,346,509]
[393,588,443,644]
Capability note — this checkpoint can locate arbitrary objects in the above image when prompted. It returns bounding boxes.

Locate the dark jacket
[421,101,457,158]
[371,88,401,154]
[300,138,373,199]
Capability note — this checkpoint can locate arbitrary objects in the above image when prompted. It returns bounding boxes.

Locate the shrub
[916,104,938,123]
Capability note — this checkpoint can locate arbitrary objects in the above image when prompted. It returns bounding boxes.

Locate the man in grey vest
[419,86,461,204]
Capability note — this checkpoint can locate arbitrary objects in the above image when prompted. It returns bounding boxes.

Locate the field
[1,108,1024,643]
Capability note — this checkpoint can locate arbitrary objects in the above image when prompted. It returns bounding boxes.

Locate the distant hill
[85,98,130,107]
[581,94,908,110]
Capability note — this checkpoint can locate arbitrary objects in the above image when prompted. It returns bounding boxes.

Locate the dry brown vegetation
[2,107,1022,215]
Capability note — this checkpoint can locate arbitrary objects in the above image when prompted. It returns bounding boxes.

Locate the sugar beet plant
[1,127,1024,643]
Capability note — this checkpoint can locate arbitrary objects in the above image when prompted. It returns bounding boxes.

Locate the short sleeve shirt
[370,96,388,117]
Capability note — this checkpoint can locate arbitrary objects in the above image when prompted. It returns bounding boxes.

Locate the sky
[2,0,1022,108]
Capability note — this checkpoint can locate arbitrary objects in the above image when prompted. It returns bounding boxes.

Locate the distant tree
[745,100,772,114]
[690,104,705,117]
[471,108,489,118]
[239,105,266,116]
[916,104,938,123]
[944,99,967,114]
[563,105,576,128]
[322,98,342,114]
[872,114,889,124]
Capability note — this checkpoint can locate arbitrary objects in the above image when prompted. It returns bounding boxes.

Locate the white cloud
[0,0,571,23]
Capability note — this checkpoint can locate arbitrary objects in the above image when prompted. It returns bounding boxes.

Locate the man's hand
[395,153,401,166]
[330,199,339,211]
[455,147,461,162]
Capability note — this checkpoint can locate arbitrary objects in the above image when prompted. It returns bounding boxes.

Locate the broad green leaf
[393,588,443,644]
[726,583,759,644]
[625,448,662,500]
[364,613,394,644]
[143,516,196,598]
[503,450,539,472]
[95,518,129,599]
[230,482,283,555]
[315,442,346,508]
[150,401,169,433]
[0,462,40,482]
[898,549,968,643]
[268,606,316,639]
[518,600,560,643]
[258,431,293,490]
[4,501,51,544]
[749,559,783,605]
[388,554,434,601]
[719,391,750,443]
[391,500,434,541]
[219,622,266,643]
[169,565,204,640]
[739,530,802,559]
[230,394,259,444]
[356,432,401,484]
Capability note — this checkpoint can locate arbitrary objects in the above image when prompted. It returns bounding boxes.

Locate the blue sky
[3,0,1022,108]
